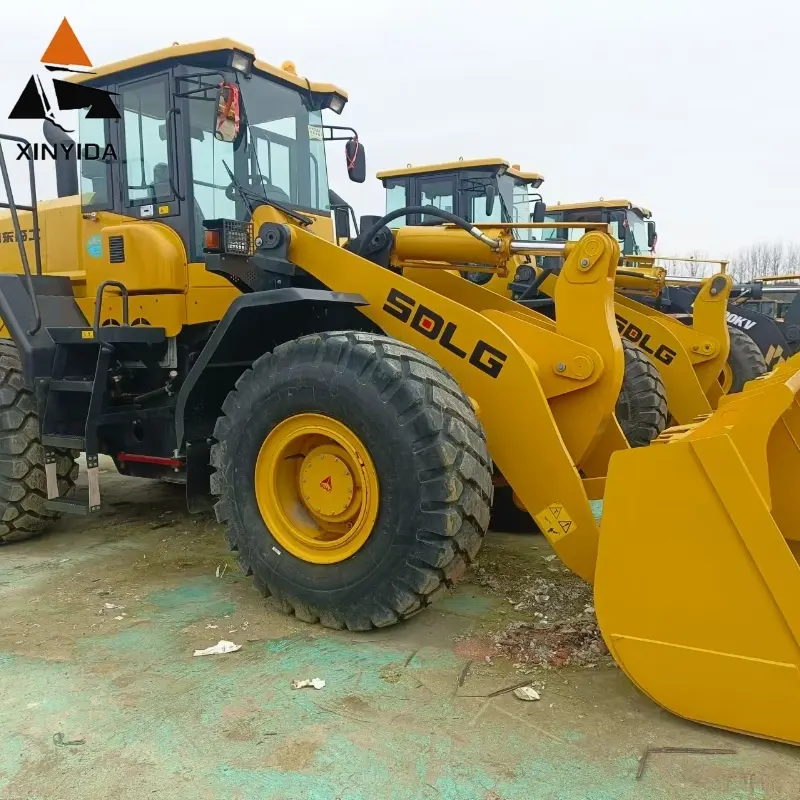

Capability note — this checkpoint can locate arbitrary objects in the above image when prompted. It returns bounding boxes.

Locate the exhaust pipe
[43,120,78,198]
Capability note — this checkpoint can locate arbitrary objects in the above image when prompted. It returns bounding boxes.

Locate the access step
[45,491,100,515]
[49,379,94,393]
[41,434,86,449]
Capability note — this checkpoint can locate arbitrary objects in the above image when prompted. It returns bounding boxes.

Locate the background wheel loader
[530,197,769,393]
[649,272,800,371]
[377,161,669,450]
[529,198,768,397]
[0,39,798,747]
[377,162,767,431]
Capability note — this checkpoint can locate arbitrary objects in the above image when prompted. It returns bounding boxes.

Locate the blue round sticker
[87,234,102,259]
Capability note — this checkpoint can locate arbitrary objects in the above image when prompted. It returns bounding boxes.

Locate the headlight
[203,219,254,256]
[328,94,346,114]
[231,51,252,76]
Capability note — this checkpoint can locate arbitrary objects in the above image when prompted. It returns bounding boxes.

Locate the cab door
[116,72,186,239]
[76,70,190,329]
[411,173,457,225]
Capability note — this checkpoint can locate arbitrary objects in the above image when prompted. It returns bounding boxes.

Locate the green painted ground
[0,474,796,799]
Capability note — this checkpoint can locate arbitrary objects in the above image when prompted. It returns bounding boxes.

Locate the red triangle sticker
[41,18,92,67]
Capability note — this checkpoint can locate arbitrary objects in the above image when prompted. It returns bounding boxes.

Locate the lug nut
[556,362,567,373]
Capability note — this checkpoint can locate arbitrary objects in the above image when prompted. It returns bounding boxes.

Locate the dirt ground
[0,462,797,800]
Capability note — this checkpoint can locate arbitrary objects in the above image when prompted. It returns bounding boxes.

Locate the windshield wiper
[221,161,313,227]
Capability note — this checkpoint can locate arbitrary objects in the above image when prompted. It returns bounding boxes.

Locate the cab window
[384,179,408,228]
[243,77,330,212]
[78,110,111,211]
[418,176,455,222]
[120,76,173,206]
[252,117,293,204]
[188,95,236,259]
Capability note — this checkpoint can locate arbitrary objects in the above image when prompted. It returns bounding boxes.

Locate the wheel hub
[254,413,380,564]
[299,446,355,519]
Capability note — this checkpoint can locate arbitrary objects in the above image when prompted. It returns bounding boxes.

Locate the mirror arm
[323,124,359,141]
[173,71,229,100]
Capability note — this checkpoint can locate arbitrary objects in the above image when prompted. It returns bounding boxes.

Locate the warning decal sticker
[533,503,576,543]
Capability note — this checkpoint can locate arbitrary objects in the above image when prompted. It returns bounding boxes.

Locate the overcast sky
[1,0,798,256]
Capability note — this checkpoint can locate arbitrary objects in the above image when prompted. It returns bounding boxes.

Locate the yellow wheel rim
[254,413,379,564]
[718,362,733,394]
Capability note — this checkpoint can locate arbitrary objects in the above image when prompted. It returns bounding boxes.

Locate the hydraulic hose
[356,206,500,258]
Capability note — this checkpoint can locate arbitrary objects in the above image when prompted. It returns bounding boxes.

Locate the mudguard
[175,288,369,508]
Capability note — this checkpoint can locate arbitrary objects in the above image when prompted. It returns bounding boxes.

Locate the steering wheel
[255,176,291,203]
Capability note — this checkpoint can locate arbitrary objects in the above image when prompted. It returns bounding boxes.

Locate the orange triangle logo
[320,476,332,492]
[40,17,92,67]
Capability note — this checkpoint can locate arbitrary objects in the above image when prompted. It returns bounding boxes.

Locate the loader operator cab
[377,159,545,231]
[62,40,365,267]
[377,159,546,286]
[539,200,657,262]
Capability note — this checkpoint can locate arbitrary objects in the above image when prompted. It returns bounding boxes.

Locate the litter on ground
[291,678,326,690]
[193,640,242,656]
[513,686,541,701]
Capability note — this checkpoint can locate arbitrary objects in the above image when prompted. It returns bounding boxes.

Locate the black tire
[490,485,536,533]
[0,340,78,544]
[615,340,669,448]
[724,325,767,393]
[210,331,493,631]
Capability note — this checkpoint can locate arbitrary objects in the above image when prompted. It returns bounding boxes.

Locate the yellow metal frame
[257,213,625,581]
[386,221,733,424]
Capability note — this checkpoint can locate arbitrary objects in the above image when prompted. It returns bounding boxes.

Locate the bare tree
[729,241,800,282]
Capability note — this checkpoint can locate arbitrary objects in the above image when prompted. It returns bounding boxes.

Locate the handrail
[0,134,42,334]
[93,281,130,333]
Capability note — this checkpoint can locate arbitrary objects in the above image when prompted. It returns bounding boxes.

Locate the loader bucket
[596,354,800,745]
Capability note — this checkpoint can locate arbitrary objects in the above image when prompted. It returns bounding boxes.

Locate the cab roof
[66,38,347,100]
[548,199,652,218]
[377,158,544,186]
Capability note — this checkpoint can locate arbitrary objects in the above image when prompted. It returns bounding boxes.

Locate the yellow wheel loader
[0,39,798,747]
[377,163,767,429]
[377,161,669,453]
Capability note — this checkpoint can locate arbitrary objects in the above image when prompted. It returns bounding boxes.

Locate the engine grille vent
[109,236,125,263]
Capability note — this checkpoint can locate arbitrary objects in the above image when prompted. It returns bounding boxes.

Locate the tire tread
[210,332,493,630]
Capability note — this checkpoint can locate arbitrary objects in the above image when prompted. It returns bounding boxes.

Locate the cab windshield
[188,71,330,248]
[497,175,541,240]
[240,75,329,212]
[625,210,650,255]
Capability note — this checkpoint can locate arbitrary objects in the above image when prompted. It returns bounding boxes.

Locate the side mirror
[647,220,657,250]
[215,82,241,144]
[531,200,547,223]
[485,183,496,217]
[346,138,366,183]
